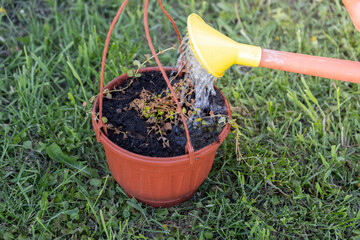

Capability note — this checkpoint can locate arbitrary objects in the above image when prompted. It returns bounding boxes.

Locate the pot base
[124,189,196,208]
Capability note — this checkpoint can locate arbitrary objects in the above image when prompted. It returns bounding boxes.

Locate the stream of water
[177,33,217,110]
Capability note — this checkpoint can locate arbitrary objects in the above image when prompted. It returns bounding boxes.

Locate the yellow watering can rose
[187,14,261,78]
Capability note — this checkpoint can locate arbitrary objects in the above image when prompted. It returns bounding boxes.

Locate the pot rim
[92,67,231,164]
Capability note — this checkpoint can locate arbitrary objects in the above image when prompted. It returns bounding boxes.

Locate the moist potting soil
[102,70,228,157]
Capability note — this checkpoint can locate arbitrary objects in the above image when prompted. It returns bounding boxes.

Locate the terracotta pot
[92,67,231,207]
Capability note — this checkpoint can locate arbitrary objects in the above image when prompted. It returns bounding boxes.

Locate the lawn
[1,0,360,239]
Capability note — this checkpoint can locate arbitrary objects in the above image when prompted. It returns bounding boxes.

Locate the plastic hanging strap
[96,0,129,142]
[157,0,185,77]
[144,0,195,164]
[157,0,183,54]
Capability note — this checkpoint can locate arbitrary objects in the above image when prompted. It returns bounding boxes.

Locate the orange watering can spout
[187,14,360,84]
[343,0,360,32]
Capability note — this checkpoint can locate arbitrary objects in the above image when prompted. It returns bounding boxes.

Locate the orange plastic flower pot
[92,67,231,208]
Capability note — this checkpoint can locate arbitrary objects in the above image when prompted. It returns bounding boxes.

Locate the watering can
[187,0,360,84]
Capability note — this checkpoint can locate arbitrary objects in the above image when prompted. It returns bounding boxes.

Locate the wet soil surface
[101,70,228,157]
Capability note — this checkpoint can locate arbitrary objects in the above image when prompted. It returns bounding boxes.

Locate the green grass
[1,0,360,239]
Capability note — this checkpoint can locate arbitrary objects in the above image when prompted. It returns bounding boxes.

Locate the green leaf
[204,232,213,239]
[127,70,134,77]
[23,141,32,149]
[218,116,226,124]
[102,117,108,124]
[344,194,352,202]
[202,120,209,126]
[230,121,239,129]
[127,199,143,212]
[46,143,99,178]
[67,92,76,104]
[13,135,21,144]
[90,178,102,187]
[66,56,87,100]
[105,93,112,99]
[123,208,130,218]
[3,232,14,240]
[17,36,30,45]
[271,195,279,205]
[319,153,329,169]
[155,208,169,219]
[70,212,79,220]
[133,60,141,67]
[12,127,29,144]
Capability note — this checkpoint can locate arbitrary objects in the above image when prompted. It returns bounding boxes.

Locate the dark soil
[101,70,228,157]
